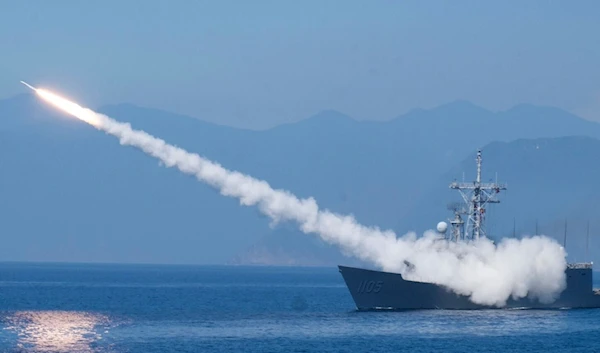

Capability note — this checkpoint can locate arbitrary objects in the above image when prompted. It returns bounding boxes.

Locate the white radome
[436,221,448,234]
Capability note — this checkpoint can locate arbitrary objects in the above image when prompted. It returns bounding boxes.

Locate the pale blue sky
[2,0,599,129]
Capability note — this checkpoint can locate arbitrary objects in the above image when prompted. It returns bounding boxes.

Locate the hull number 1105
[357,280,383,293]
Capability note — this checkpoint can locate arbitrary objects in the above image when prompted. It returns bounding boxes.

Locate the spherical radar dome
[436,221,448,234]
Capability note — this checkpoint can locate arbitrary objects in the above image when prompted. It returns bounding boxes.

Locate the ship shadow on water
[340,306,600,338]
[350,306,600,312]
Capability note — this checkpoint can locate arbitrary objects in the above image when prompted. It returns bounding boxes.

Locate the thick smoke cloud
[35,89,567,307]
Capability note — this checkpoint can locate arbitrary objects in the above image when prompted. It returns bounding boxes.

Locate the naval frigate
[338,149,600,310]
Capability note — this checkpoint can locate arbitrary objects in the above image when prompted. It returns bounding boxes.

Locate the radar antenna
[448,149,506,241]
[446,202,466,241]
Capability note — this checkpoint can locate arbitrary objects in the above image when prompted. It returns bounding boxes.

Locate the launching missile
[20,81,36,91]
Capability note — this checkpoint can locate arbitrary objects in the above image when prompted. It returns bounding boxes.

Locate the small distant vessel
[339,149,600,310]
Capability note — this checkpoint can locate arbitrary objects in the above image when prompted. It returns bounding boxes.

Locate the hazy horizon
[2,0,600,129]
[1,91,591,131]
[2,0,600,267]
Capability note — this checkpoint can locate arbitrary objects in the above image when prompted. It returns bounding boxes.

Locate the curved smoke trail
[34,88,567,307]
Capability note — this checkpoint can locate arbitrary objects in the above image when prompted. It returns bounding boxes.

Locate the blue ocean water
[0,263,599,353]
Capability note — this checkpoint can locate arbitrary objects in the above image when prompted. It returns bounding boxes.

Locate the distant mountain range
[1,93,599,266]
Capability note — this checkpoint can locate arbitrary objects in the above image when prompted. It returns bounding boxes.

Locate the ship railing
[567,262,593,269]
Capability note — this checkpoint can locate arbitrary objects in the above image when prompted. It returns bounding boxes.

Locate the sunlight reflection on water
[4,311,110,352]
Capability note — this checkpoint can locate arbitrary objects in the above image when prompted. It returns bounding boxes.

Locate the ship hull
[338,265,600,310]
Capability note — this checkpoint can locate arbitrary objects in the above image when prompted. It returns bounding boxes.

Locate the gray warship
[339,149,600,310]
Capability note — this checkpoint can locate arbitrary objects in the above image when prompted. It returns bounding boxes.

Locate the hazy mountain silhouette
[2,92,600,265]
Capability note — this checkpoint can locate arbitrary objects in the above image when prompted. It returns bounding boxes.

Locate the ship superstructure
[445,149,506,241]
[338,149,600,310]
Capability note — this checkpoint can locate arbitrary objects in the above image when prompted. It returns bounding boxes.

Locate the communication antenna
[586,220,590,262]
[535,219,538,235]
[512,218,516,238]
[563,219,568,249]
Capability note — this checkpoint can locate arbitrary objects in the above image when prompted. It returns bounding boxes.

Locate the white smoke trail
[35,88,567,307]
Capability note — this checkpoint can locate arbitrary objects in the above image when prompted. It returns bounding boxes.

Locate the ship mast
[448,149,506,241]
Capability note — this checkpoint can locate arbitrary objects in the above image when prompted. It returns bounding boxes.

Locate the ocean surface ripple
[0,263,599,352]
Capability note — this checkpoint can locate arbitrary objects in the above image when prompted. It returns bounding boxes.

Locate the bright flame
[36,89,103,127]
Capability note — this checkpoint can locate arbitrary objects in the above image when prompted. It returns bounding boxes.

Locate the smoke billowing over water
[35,88,567,307]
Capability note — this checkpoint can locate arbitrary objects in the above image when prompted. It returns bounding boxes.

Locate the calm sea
[0,262,599,352]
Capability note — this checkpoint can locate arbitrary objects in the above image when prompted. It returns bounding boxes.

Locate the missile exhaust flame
[35,88,102,127]
[29,84,568,307]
